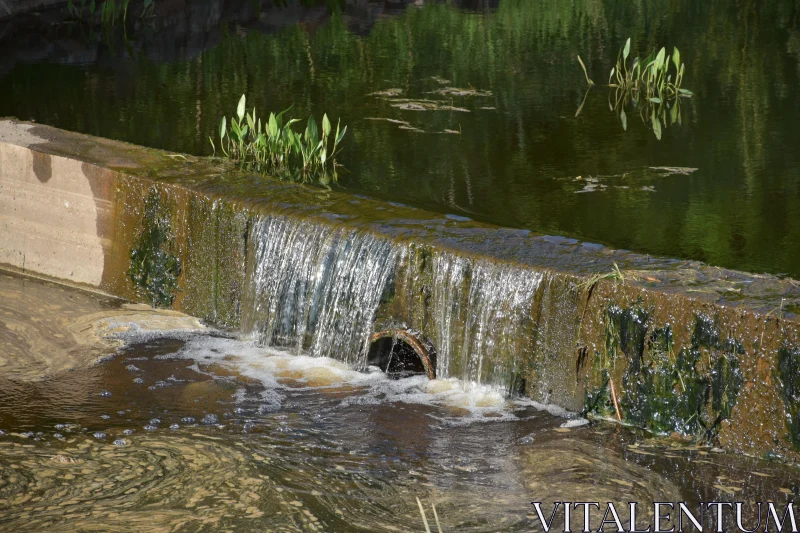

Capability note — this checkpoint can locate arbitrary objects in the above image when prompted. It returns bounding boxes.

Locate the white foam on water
[162,335,574,423]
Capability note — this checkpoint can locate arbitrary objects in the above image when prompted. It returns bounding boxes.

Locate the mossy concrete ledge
[2,118,800,461]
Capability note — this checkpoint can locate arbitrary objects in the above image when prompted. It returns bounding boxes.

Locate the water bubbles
[100,414,111,420]
[53,433,64,440]
[201,414,219,425]
[144,425,158,431]
[122,429,136,435]
[180,417,196,424]
[169,424,179,430]
[93,432,107,439]
[99,390,112,397]
[21,431,34,438]
[54,424,65,430]
[113,439,128,447]
[149,418,161,426]
[0,429,5,436]
[125,364,141,372]
[133,378,144,384]
[257,404,275,415]
[117,410,126,416]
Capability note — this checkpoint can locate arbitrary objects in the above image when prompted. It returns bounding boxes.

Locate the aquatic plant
[211,94,347,182]
[578,38,692,139]
[608,38,692,99]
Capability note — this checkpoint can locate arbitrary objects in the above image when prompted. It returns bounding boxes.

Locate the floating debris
[426,87,493,97]
[113,439,128,447]
[364,117,412,126]
[648,166,698,176]
[369,88,404,97]
[398,124,426,133]
[387,99,470,112]
[365,117,427,133]
[575,184,608,194]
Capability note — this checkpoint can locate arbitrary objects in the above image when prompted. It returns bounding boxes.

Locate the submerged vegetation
[578,38,693,139]
[67,0,155,23]
[211,94,347,183]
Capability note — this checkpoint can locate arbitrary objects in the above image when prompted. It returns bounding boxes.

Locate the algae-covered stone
[777,347,800,448]
[129,189,182,308]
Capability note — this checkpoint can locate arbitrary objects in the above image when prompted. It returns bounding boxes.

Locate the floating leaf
[620,109,627,131]
[609,68,616,85]
[623,38,631,61]
[219,116,226,140]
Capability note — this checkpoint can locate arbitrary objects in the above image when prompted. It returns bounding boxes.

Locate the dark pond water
[2,0,800,277]
[2,267,799,532]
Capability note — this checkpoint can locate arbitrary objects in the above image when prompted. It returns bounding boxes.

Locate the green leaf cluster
[211,94,347,183]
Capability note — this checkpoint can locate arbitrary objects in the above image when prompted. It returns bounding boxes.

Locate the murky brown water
[1,272,799,532]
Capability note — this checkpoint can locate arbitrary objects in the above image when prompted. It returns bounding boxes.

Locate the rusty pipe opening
[367,329,436,380]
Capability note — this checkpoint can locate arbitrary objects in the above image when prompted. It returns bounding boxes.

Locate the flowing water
[1,270,800,532]
[3,2,800,530]
[3,0,800,277]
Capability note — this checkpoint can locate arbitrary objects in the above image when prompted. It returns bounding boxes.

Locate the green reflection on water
[1,0,800,277]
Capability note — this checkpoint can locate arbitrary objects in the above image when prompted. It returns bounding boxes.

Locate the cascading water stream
[241,215,398,366]
[401,250,544,392]
[241,215,549,395]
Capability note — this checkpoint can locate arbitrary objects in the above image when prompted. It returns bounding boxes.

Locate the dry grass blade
[417,497,432,533]
[577,55,595,86]
[432,505,443,532]
[576,262,625,292]
[417,497,444,533]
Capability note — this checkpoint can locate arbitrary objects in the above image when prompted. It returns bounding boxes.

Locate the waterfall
[242,215,548,394]
[400,250,543,391]
[242,215,398,366]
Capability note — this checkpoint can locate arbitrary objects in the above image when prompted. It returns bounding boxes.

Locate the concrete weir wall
[3,118,800,461]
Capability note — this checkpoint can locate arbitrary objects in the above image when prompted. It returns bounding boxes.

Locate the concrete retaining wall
[3,118,800,461]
